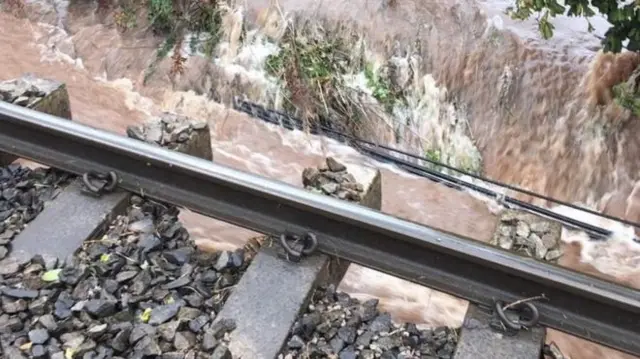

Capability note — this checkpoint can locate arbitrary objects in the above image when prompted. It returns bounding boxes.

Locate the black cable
[232,98,640,236]
[342,134,640,230]
[359,144,611,239]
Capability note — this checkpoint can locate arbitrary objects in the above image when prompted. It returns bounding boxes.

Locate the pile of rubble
[0,76,56,108]
[491,209,563,262]
[302,158,365,202]
[126,113,213,160]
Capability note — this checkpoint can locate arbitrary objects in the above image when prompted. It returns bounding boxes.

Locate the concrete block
[454,304,546,359]
[126,112,213,160]
[4,180,129,263]
[490,209,563,262]
[212,157,382,359]
[0,74,72,165]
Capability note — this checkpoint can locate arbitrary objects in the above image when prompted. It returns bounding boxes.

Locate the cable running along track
[231,98,640,241]
[0,101,639,355]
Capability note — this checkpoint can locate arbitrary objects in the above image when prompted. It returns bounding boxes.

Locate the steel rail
[1,102,639,355]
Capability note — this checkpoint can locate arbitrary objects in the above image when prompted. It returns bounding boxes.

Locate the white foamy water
[479,0,612,56]
[553,204,640,280]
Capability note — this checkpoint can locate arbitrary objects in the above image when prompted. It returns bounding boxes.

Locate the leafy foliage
[363,63,402,113]
[612,71,640,116]
[507,0,640,53]
[126,0,226,84]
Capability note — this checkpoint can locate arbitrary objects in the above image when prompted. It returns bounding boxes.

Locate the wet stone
[491,209,563,262]
[281,285,459,358]
[1,287,39,299]
[28,328,50,344]
[211,344,232,359]
[149,302,182,325]
[0,196,249,358]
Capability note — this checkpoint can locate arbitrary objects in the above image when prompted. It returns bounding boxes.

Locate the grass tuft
[264,18,390,139]
[112,0,228,84]
[612,66,640,117]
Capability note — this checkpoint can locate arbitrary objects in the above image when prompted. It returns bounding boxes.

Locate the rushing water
[1,0,640,358]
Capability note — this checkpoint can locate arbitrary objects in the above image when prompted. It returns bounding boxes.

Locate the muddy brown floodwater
[1,0,640,357]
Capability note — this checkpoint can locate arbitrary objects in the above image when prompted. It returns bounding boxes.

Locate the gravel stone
[0,196,253,357]
[28,328,50,344]
[281,285,459,358]
[211,344,232,359]
[149,302,182,325]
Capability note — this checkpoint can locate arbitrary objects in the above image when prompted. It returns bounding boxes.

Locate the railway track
[0,75,638,359]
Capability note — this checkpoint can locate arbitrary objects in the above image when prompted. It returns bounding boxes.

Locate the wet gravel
[280,285,459,359]
[0,196,252,358]
[0,164,72,258]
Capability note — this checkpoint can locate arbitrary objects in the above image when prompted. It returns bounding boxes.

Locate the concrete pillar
[126,112,213,161]
[0,74,72,165]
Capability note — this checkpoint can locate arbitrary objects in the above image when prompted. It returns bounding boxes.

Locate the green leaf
[505,0,639,53]
[547,0,566,15]
[41,269,62,282]
[604,35,623,53]
[539,17,555,39]
[140,308,153,323]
